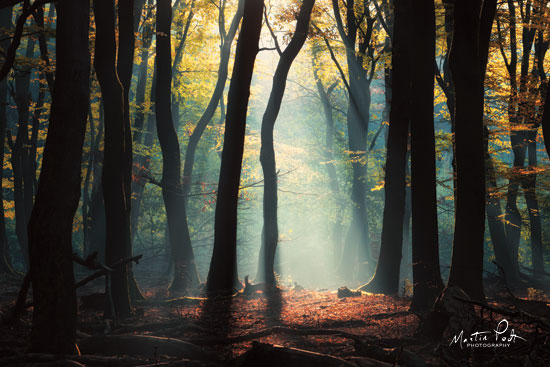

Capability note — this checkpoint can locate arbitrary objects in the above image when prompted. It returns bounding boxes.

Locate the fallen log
[187,325,373,345]
[75,255,143,289]
[454,296,550,332]
[77,335,216,361]
[230,341,356,367]
[337,286,362,298]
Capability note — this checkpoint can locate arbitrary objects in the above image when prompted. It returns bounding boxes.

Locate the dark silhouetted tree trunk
[206,0,264,294]
[130,0,154,241]
[12,37,35,269]
[0,6,13,275]
[409,0,443,309]
[117,0,144,301]
[155,0,199,293]
[258,0,315,286]
[361,0,410,295]
[87,103,105,262]
[27,0,89,354]
[447,0,486,302]
[479,0,517,283]
[93,0,133,319]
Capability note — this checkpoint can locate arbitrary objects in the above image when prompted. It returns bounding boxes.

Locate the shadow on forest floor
[1,274,550,366]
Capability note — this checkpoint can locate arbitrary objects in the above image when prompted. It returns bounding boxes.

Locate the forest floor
[1,274,550,366]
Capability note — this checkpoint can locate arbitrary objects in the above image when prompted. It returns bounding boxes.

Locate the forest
[1,0,550,365]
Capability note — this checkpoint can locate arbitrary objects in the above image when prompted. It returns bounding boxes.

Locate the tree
[409,0,443,309]
[11,36,36,269]
[206,0,264,294]
[361,0,410,295]
[311,44,343,267]
[181,0,244,204]
[331,0,377,280]
[258,0,315,286]
[93,0,133,318]
[497,0,545,280]
[447,0,486,302]
[155,0,200,293]
[27,0,90,353]
[0,5,13,275]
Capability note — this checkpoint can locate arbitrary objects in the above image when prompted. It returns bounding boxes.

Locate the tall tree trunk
[171,0,195,131]
[502,0,528,280]
[409,0,443,310]
[361,0,410,295]
[27,0,90,353]
[0,6,13,275]
[117,0,144,301]
[12,37,35,269]
[131,62,156,242]
[206,0,264,294]
[312,46,343,268]
[82,107,95,257]
[155,0,199,293]
[447,0,486,302]
[331,0,375,281]
[479,0,517,283]
[93,0,133,319]
[130,0,154,241]
[258,0,315,286]
[87,103,105,262]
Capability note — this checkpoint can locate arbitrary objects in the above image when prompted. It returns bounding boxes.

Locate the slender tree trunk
[131,62,156,242]
[312,47,343,267]
[116,0,144,301]
[181,0,244,205]
[171,0,195,131]
[12,38,35,269]
[87,103,105,262]
[27,0,90,353]
[502,0,524,279]
[447,0,486,302]
[206,0,264,294]
[478,0,518,283]
[409,0,443,309]
[331,0,374,281]
[0,6,13,275]
[93,0,133,319]
[82,107,95,257]
[155,0,199,293]
[258,0,315,286]
[361,0,410,295]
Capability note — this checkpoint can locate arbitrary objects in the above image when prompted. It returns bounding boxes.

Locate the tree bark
[409,0,443,309]
[361,0,410,295]
[447,0,486,302]
[27,0,89,354]
[155,0,199,293]
[12,37,35,269]
[331,0,375,281]
[0,5,13,275]
[93,0,133,319]
[206,0,264,294]
[258,0,315,286]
